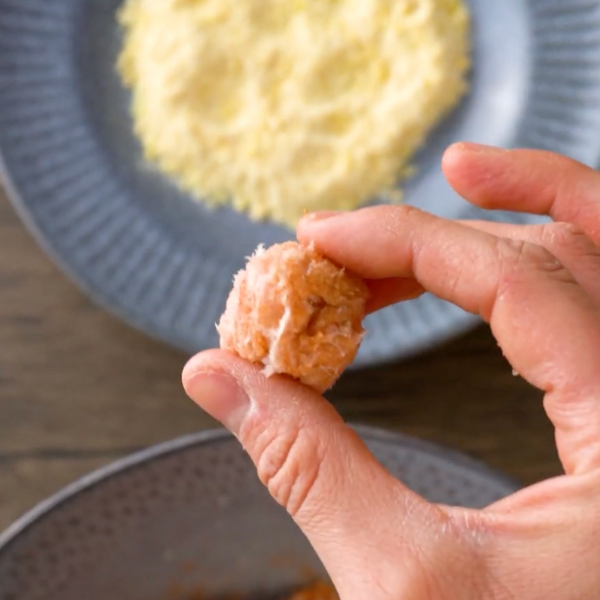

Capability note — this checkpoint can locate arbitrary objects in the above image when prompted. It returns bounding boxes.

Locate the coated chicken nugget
[217,242,368,392]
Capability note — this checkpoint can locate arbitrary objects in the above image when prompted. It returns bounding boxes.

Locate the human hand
[183,143,600,599]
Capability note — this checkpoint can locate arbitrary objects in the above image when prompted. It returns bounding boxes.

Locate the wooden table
[0,187,561,532]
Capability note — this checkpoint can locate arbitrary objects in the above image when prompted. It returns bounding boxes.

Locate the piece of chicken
[217,242,368,392]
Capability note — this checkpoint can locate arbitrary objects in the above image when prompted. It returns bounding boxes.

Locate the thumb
[182,350,456,599]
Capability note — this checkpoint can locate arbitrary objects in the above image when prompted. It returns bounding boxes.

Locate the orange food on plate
[286,581,338,599]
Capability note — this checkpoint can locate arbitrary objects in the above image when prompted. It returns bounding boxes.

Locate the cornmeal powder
[118,0,470,229]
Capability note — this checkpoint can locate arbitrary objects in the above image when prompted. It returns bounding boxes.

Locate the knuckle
[252,424,324,517]
[542,222,600,260]
[544,221,584,245]
[495,237,574,286]
[385,204,424,234]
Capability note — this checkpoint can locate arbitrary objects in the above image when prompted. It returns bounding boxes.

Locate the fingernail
[184,371,250,435]
[456,142,508,155]
[303,210,343,222]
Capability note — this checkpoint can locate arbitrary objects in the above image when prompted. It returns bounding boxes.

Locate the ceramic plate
[1,0,600,365]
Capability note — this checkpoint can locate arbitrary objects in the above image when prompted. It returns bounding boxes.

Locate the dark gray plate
[1,0,600,365]
[0,426,518,600]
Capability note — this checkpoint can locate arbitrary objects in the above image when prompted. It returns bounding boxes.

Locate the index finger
[298,205,600,475]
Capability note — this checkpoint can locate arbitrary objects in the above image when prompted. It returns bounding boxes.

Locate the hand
[182,143,600,600]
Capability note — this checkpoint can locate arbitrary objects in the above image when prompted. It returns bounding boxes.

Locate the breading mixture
[118,0,470,229]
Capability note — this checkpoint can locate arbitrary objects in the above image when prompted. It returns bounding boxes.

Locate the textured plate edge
[0,429,230,552]
[0,424,520,554]
[0,142,484,367]
[0,148,201,358]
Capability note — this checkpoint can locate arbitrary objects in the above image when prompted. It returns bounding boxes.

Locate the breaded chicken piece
[217,242,368,392]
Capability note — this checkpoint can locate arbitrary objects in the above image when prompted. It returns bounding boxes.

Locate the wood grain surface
[0,187,561,532]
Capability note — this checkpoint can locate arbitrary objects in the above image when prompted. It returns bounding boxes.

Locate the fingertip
[295,217,312,246]
[442,142,503,174]
[182,348,317,404]
[297,210,345,246]
[442,143,477,189]
[182,349,259,402]
[441,141,470,169]
[303,210,344,223]
[182,349,224,389]
[447,142,508,155]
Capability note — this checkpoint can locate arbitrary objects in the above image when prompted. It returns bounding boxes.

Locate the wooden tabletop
[0,187,561,532]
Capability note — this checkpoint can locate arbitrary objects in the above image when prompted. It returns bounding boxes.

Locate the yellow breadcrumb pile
[118,0,470,229]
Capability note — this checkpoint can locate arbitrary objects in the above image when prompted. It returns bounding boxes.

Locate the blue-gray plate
[1,0,600,365]
[0,426,519,599]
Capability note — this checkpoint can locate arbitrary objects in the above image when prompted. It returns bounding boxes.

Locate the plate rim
[0,149,204,357]
[0,424,520,554]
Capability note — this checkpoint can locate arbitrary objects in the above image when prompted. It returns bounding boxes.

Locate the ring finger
[459,220,600,304]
